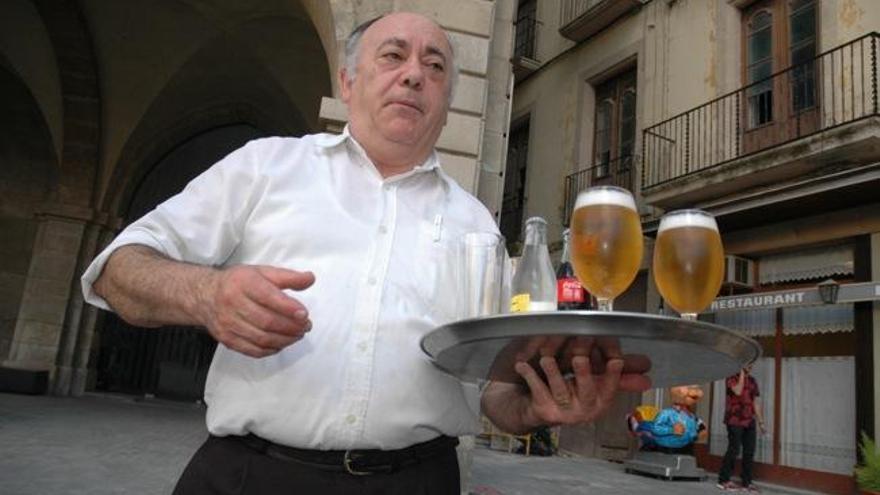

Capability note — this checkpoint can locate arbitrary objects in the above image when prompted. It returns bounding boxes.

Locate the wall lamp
[817,278,840,304]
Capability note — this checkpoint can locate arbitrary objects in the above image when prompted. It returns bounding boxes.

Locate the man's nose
[400,58,424,89]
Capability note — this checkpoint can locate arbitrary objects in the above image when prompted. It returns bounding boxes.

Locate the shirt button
[367,277,377,286]
[378,225,387,234]
[346,415,357,424]
[384,184,392,191]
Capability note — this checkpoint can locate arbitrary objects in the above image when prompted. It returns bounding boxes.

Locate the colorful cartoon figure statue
[626,384,707,455]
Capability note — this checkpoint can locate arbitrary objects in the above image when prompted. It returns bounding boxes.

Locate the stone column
[53,217,116,396]
[477,0,515,222]
[3,205,90,383]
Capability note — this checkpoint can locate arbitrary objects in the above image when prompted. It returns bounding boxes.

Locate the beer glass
[652,209,724,320]
[570,186,643,311]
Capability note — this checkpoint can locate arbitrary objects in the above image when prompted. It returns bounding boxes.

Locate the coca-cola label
[557,278,586,303]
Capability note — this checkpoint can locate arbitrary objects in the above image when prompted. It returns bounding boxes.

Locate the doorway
[94,124,267,400]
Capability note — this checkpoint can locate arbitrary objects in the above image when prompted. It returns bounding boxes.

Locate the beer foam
[658,211,718,233]
[574,188,636,211]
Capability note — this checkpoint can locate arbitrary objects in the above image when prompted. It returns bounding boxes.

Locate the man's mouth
[388,100,423,113]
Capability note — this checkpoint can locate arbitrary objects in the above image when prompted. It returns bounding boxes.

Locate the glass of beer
[652,209,724,320]
[570,186,643,311]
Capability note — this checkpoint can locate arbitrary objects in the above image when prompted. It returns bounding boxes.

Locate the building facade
[509,0,880,492]
[0,0,515,404]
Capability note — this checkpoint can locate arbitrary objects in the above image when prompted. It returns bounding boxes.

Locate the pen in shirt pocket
[432,214,443,242]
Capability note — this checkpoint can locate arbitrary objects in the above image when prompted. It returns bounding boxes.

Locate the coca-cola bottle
[556,228,591,311]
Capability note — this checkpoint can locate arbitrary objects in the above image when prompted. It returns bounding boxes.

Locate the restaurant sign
[709,282,880,312]
[710,290,817,311]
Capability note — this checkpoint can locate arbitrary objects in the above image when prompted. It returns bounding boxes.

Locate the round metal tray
[421,311,761,388]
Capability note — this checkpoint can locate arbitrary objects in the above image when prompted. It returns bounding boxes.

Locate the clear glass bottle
[510,217,558,312]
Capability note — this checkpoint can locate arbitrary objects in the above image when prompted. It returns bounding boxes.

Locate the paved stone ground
[0,393,823,495]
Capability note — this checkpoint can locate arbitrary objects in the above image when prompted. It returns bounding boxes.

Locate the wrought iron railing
[641,33,880,190]
[563,155,638,226]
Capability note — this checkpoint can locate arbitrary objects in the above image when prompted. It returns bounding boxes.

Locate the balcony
[641,33,880,213]
[562,155,637,226]
[559,0,644,42]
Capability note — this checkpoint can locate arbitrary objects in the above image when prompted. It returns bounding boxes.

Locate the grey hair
[343,15,459,103]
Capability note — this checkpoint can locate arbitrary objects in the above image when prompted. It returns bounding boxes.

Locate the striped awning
[759,245,853,285]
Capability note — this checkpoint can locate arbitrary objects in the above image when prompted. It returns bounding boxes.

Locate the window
[592,68,637,181]
[747,11,774,127]
[789,0,817,111]
[514,0,538,60]
[743,0,817,128]
[501,119,530,248]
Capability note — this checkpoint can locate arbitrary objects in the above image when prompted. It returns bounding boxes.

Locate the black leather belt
[233,433,458,476]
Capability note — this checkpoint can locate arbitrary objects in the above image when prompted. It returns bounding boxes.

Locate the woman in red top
[717,364,767,492]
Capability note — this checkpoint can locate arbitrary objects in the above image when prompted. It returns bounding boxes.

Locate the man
[82,12,649,494]
[717,364,766,492]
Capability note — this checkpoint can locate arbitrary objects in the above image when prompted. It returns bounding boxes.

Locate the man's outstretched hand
[200,265,315,358]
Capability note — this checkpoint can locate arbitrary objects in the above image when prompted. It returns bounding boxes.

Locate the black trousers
[718,422,757,486]
[172,435,461,495]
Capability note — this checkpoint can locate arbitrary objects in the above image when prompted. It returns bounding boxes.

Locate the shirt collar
[313,125,351,149]
[316,124,447,182]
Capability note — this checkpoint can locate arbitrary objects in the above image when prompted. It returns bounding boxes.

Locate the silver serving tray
[421,311,761,388]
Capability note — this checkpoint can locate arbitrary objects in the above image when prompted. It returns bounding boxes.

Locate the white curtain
[779,356,856,475]
[783,304,854,335]
[710,357,774,463]
[715,308,776,337]
[714,304,854,337]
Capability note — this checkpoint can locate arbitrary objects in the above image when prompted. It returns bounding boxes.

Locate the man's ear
[339,68,352,103]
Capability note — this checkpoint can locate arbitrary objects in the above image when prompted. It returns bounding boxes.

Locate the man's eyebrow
[377,37,408,51]
[376,37,449,63]
[425,45,448,63]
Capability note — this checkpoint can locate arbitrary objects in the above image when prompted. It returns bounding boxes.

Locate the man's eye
[383,52,403,61]
[429,62,445,72]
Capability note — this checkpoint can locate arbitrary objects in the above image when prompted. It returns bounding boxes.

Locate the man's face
[340,13,452,154]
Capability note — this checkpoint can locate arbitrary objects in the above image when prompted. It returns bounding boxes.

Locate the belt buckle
[343,450,373,476]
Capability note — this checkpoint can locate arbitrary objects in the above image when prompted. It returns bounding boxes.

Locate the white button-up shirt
[81,127,499,449]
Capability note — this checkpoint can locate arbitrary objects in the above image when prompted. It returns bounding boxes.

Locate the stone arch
[106,100,306,221]
[0,55,58,216]
[0,0,64,164]
[100,26,325,219]
[301,0,342,94]
[82,3,333,398]
[0,54,60,361]
[33,0,101,209]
